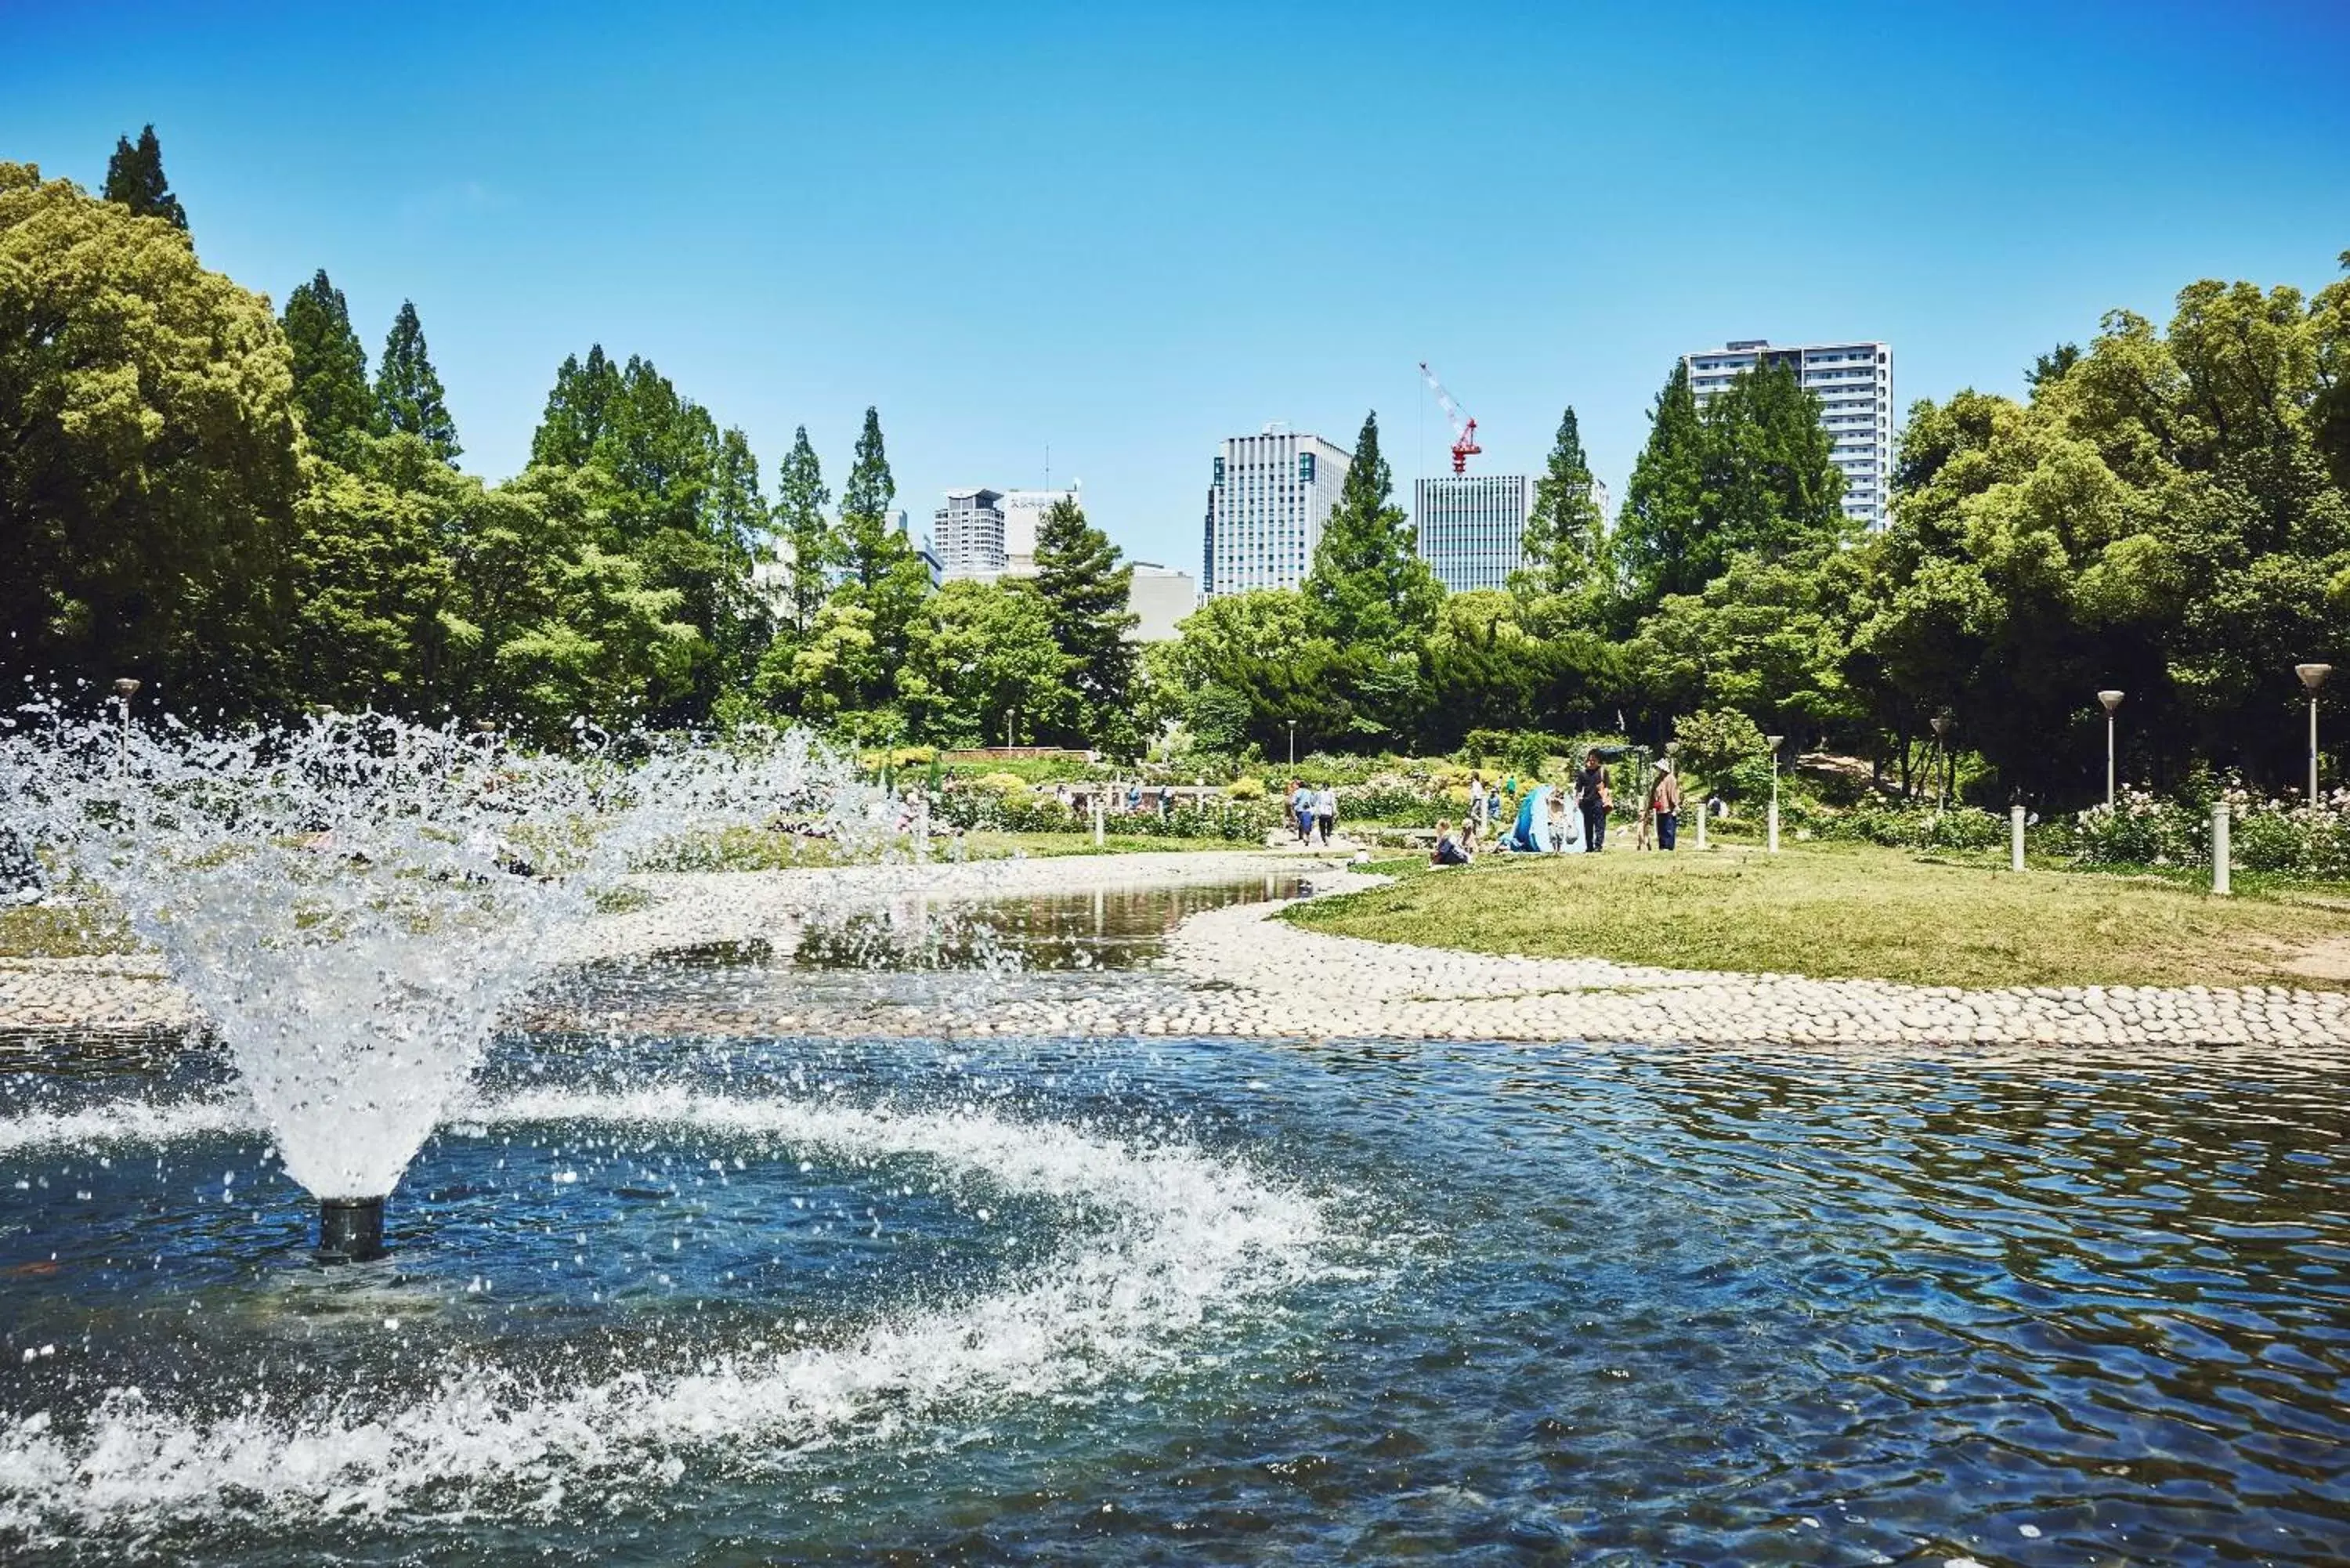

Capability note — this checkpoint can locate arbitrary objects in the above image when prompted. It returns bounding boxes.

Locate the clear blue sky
[8,1,2346,571]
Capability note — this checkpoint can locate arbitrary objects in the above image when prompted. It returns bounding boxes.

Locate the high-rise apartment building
[1683,339,1893,527]
[934,489,1007,580]
[1414,474,1536,594]
[1200,424,1351,598]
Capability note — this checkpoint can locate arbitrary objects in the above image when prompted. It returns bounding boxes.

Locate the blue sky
[7,1,2347,571]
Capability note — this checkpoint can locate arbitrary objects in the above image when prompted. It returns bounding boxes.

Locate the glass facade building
[1683,339,1893,528]
[1413,474,1538,594]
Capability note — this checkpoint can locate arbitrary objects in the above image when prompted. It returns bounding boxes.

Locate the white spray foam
[0,1087,1327,1539]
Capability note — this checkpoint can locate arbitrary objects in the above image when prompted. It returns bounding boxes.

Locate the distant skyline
[7,1,2346,572]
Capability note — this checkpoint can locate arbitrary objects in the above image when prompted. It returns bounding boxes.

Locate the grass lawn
[1286,842,2350,991]
[0,904,136,960]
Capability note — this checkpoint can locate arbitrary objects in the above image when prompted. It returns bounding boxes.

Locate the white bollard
[2010,804,2026,873]
[2212,800,2230,896]
[1766,797,1780,854]
[1092,791,1104,847]
[1694,803,1707,851]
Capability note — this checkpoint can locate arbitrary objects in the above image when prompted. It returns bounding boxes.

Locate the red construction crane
[1418,360,1482,474]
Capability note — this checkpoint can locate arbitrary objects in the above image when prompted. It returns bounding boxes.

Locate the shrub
[1672,710,1772,802]
[2063,783,2350,877]
[1225,775,1266,800]
[974,771,1031,796]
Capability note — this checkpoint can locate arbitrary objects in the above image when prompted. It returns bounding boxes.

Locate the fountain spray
[0,704,873,1266]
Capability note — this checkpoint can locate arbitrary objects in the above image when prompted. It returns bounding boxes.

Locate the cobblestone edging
[7,858,2348,1050]
[1126,876,2350,1050]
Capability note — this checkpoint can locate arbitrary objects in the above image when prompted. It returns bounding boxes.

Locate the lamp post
[1286,720,1296,768]
[110,678,140,774]
[2298,663,2333,805]
[1766,733,1784,854]
[2096,691,2124,809]
[1929,711,1952,814]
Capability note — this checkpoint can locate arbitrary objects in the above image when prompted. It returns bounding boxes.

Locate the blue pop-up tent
[1500,784,1586,854]
[1502,786,1553,852]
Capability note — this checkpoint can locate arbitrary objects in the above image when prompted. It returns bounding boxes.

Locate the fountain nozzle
[316,1196,388,1263]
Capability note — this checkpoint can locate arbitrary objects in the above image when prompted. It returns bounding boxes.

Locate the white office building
[933,489,1007,580]
[1126,562,1197,642]
[996,486,1081,577]
[1200,424,1351,598]
[1683,339,1893,528]
[1413,474,1536,594]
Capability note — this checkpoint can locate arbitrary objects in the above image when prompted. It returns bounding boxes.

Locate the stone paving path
[6,856,2348,1050]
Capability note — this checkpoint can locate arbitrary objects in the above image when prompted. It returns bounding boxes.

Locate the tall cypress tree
[772,425,837,632]
[839,406,904,587]
[1517,405,1607,600]
[1032,496,1137,736]
[530,345,624,468]
[1616,361,1706,612]
[103,125,187,232]
[1305,410,1441,651]
[280,270,377,452]
[374,301,461,462]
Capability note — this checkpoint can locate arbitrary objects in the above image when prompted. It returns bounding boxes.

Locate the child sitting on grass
[1430,819,1471,867]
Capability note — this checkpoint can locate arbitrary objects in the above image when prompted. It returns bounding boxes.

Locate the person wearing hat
[1650,758,1683,851]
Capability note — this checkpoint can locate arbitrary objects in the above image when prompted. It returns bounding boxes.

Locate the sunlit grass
[1284,841,2350,991]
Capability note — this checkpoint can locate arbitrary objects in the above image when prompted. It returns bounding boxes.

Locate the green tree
[1142,588,1349,756]
[529,345,623,469]
[1617,357,1845,616]
[839,405,902,587]
[772,425,836,633]
[0,162,297,714]
[1615,361,1706,613]
[288,439,459,712]
[102,125,186,232]
[374,300,460,461]
[904,580,1073,746]
[1516,406,1608,602]
[1305,410,1441,649]
[1032,495,1136,742]
[280,269,377,453]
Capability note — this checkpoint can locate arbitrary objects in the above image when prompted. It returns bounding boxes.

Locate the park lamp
[1929,712,1951,742]
[2298,663,2333,804]
[111,677,141,701]
[2096,690,2124,809]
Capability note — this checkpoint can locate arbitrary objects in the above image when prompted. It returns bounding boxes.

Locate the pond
[2,878,2344,1563]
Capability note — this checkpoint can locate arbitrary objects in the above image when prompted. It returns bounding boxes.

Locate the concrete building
[1126,562,1197,642]
[933,489,1007,580]
[997,486,1081,577]
[1200,424,1352,598]
[1413,474,1536,594]
[1683,339,1893,528]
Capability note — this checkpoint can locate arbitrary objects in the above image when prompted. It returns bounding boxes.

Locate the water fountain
[0,700,866,1262]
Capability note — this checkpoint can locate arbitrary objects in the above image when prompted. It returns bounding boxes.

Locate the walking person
[1289,779,1316,845]
[1464,772,1486,850]
[1650,759,1683,851]
[1314,783,1338,847]
[1575,750,1611,853]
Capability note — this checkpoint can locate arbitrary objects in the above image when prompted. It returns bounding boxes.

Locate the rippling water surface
[2,883,2345,1564]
